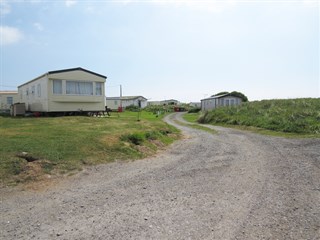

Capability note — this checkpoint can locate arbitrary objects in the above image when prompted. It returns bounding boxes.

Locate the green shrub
[188,108,201,113]
[125,105,140,112]
[144,105,173,113]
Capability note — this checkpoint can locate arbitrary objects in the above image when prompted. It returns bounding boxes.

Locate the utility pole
[120,84,122,112]
[137,100,141,121]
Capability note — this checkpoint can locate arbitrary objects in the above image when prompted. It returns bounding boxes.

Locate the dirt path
[1,113,319,240]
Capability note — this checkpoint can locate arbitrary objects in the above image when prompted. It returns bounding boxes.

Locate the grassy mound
[198,98,320,134]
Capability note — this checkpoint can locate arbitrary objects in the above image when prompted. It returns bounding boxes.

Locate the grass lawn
[0,111,180,185]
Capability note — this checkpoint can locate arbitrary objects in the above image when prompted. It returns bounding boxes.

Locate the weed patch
[120,128,177,146]
[121,132,146,145]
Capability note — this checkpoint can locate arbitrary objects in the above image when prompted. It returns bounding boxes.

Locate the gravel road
[1,112,319,240]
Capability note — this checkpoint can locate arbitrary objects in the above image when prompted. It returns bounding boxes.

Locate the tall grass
[198,98,320,135]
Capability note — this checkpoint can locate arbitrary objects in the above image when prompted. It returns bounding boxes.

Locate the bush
[125,105,140,112]
[188,108,201,113]
[144,105,174,114]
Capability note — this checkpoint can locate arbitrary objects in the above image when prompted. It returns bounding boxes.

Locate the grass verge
[175,116,217,135]
[0,111,180,186]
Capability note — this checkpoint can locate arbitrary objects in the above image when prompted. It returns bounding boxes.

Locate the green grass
[175,115,217,135]
[0,111,180,185]
[196,98,320,136]
[183,113,200,123]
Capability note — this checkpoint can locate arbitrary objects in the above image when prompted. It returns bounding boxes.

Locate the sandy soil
[1,112,319,240]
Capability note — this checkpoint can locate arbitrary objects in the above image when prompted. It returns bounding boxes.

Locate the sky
[0,0,319,102]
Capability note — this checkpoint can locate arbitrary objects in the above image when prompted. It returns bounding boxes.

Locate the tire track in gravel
[1,112,319,240]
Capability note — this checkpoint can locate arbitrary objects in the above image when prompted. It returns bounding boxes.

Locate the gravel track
[1,112,319,240]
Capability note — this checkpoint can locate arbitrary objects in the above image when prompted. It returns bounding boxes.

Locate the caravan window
[66,81,93,95]
[7,97,13,105]
[96,82,102,96]
[37,84,41,97]
[53,80,62,94]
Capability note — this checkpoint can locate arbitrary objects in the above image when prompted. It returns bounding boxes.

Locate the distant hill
[198,98,320,134]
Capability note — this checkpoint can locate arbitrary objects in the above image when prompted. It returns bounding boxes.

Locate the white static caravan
[161,99,179,106]
[0,91,18,112]
[201,93,242,111]
[189,102,201,108]
[147,101,161,106]
[106,96,148,110]
[18,68,106,114]
[148,99,179,106]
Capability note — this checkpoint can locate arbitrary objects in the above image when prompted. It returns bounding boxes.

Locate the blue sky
[0,0,319,102]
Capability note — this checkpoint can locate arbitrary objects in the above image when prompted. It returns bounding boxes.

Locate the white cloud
[0,26,23,46]
[0,0,11,16]
[33,22,44,31]
[65,0,77,7]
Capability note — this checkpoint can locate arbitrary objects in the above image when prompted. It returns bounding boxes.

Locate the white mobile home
[161,99,179,105]
[0,91,18,112]
[106,96,147,110]
[147,99,179,106]
[189,102,201,108]
[201,93,242,111]
[18,67,106,114]
[147,101,161,106]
